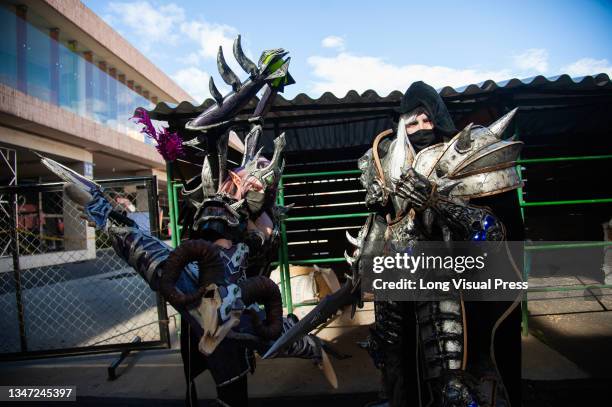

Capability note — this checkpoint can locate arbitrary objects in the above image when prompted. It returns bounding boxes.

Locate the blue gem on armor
[483,215,495,229]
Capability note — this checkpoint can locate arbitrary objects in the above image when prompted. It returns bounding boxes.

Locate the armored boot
[416,299,479,407]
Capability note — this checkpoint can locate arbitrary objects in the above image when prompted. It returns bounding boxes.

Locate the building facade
[0,0,194,257]
[0,0,193,183]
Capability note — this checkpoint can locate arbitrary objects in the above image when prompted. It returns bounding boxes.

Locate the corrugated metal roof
[440,73,612,97]
[147,73,612,120]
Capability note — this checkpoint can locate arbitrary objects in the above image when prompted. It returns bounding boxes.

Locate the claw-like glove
[393,167,438,212]
[393,168,505,242]
[364,178,386,208]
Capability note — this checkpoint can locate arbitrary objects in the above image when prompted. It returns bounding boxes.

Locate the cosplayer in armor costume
[38,37,339,407]
[266,81,524,407]
[357,81,524,407]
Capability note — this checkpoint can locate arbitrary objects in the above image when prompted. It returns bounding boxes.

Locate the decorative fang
[201,156,216,196]
[209,77,224,105]
[242,132,286,189]
[345,231,362,248]
[454,123,474,153]
[488,107,518,139]
[344,251,356,266]
[217,46,242,92]
[241,125,262,166]
[233,35,258,77]
[437,181,461,196]
[228,131,245,153]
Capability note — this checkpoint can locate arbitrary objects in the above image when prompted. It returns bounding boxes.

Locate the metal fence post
[277,178,293,313]
[148,177,170,348]
[9,191,27,351]
[166,163,178,248]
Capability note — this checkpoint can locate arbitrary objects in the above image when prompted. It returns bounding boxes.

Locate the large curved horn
[159,240,225,307]
[209,77,223,105]
[233,35,258,77]
[344,250,356,266]
[238,276,283,340]
[454,123,474,153]
[217,46,242,92]
[488,107,518,139]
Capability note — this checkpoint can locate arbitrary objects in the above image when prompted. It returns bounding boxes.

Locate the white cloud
[105,1,249,101]
[307,52,512,96]
[171,67,213,103]
[513,48,549,74]
[321,35,345,50]
[179,18,250,76]
[180,21,238,60]
[183,52,201,66]
[107,1,185,48]
[179,21,249,79]
[106,1,244,64]
[561,58,612,77]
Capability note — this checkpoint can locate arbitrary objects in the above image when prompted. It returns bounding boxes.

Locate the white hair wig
[388,109,424,180]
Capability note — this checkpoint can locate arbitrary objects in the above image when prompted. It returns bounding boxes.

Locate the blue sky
[83,0,612,102]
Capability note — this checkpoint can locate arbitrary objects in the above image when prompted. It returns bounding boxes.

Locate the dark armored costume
[40,37,332,407]
[264,81,524,407]
[355,82,524,407]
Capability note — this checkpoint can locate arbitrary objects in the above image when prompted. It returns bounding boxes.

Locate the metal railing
[164,154,612,324]
[517,153,612,335]
[0,176,170,360]
[276,169,367,313]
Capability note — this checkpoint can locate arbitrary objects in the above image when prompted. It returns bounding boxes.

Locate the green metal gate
[164,154,612,330]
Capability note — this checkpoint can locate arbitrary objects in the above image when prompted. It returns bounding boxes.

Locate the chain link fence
[0,177,170,359]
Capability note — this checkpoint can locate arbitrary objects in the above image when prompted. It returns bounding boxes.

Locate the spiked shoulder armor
[412,108,523,200]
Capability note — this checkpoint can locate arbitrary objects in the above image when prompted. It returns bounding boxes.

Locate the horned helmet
[184,125,286,241]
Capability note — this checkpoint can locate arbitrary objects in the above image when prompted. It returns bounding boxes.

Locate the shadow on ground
[523,379,612,407]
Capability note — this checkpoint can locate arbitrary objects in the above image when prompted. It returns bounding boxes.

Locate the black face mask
[408,129,442,153]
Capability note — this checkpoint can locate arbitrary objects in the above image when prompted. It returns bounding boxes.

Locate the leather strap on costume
[372,129,394,196]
